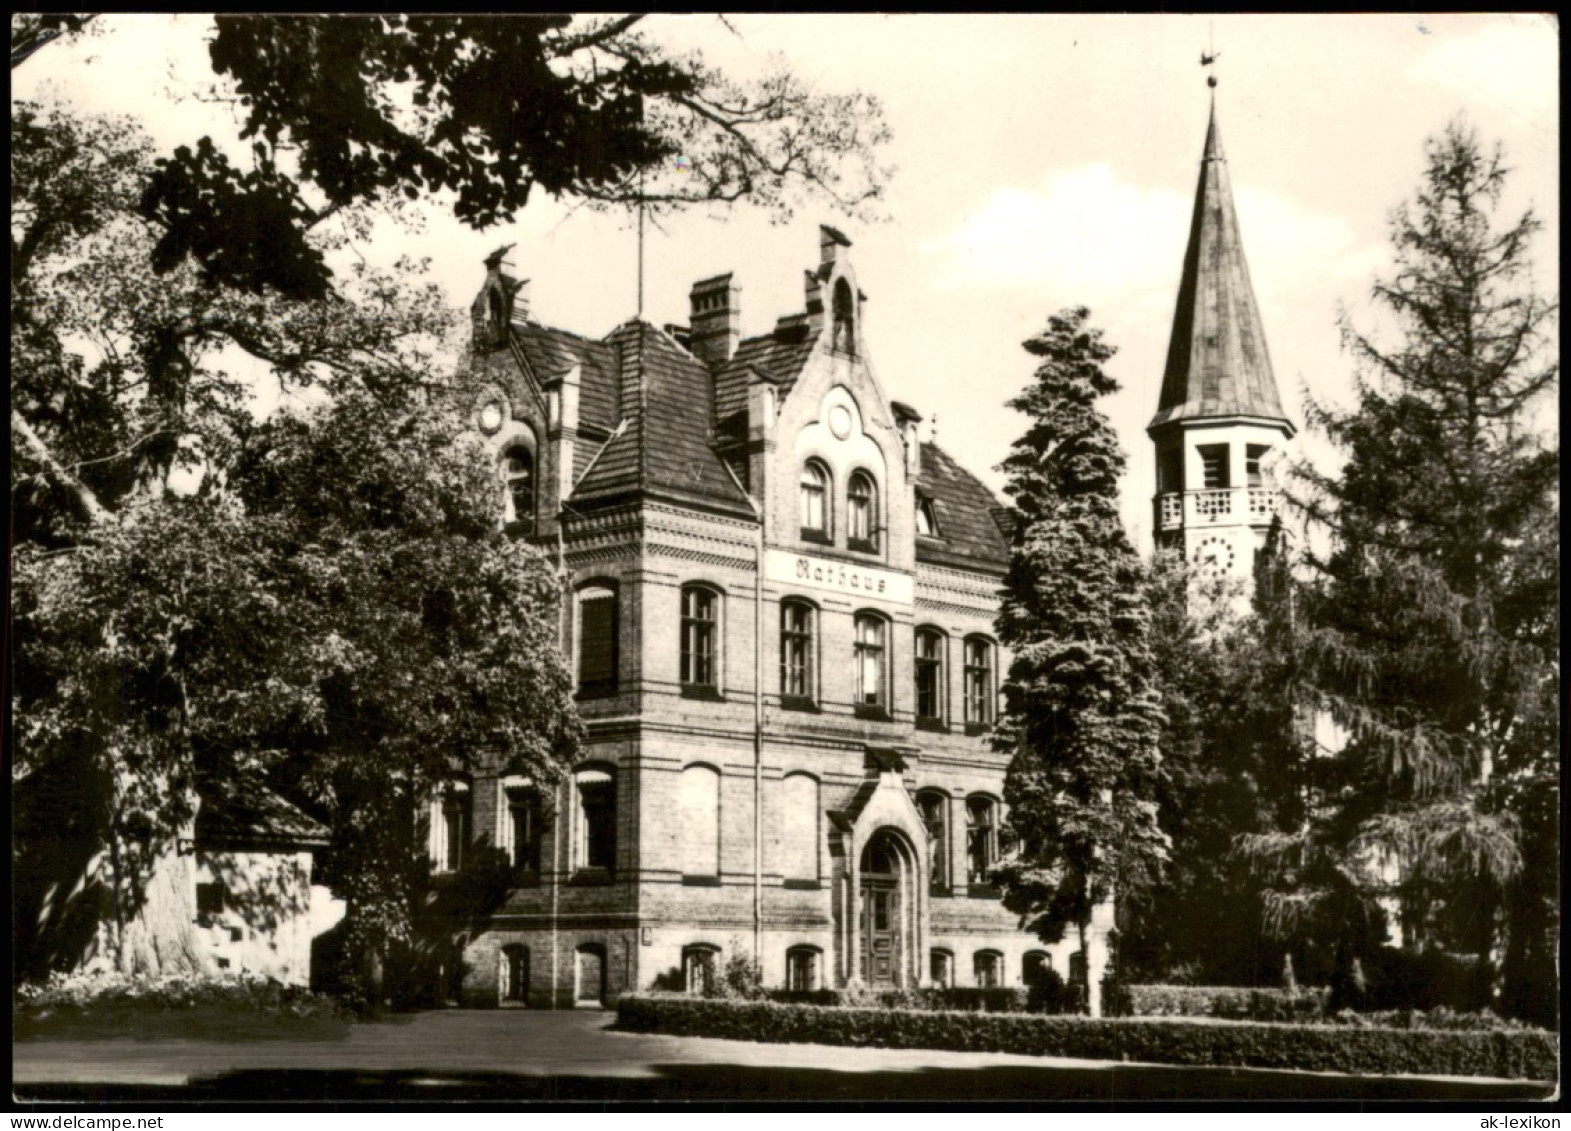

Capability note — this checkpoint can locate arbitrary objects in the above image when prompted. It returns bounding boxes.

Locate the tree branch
[547,14,644,56]
[12,407,110,523]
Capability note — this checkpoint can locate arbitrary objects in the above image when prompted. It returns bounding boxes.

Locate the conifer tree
[993,308,1169,993]
[1250,121,1558,1009]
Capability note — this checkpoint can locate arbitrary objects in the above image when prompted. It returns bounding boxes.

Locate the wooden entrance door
[860,879,898,986]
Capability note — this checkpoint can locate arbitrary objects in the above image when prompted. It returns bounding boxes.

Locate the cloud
[923,164,1384,312]
[1405,19,1557,118]
[922,164,1188,303]
[1232,187,1388,303]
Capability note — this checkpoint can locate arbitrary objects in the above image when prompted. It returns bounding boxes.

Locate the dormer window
[847,471,877,552]
[800,461,831,543]
[916,497,940,537]
[503,445,535,535]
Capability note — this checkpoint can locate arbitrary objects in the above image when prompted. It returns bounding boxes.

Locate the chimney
[892,400,923,478]
[508,277,530,323]
[819,224,852,267]
[689,273,741,366]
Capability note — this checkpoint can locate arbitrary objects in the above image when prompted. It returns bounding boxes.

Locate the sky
[16,13,1559,549]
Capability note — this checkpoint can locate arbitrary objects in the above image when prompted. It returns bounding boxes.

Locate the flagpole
[636,169,645,320]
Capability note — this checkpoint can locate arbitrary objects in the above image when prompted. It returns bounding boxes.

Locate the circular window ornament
[828,404,853,440]
[478,400,505,434]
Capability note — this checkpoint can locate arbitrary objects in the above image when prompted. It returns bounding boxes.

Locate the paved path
[14,1010,1556,1103]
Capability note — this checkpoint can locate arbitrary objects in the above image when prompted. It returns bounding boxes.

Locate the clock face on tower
[1194,535,1236,579]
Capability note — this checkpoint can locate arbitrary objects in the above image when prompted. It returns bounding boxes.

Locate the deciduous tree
[12,98,579,984]
[20,15,892,301]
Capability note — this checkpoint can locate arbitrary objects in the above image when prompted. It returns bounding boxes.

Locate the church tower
[1148,90,1294,584]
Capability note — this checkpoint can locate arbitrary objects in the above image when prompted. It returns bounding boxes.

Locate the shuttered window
[576,767,616,872]
[577,586,618,696]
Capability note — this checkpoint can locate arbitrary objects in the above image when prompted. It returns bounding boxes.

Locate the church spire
[1147,97,1293,436]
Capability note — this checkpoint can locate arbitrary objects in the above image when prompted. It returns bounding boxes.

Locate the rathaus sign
[763,548,915,606]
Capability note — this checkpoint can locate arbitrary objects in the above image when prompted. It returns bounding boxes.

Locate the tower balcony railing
[1154,487,1280,531]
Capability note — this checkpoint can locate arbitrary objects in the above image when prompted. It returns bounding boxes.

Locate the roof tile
[917,442,1011,572]
[569,323,754,514]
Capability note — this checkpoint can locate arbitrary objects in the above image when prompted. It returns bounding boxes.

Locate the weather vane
[1201,22,1220,88]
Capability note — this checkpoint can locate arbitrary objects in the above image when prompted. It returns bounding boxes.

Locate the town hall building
[448,223,1092,1010]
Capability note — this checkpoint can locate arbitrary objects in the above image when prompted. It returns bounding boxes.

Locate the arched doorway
[575,944,605,1007]
[500,944,529,1005]
[859,829,915,987]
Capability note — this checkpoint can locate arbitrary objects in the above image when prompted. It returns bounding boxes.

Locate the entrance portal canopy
[834,760,931,989]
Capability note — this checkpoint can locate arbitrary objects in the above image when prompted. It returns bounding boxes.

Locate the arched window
[682,944,719,995]
[501,944,529,1004]
[832,278,855,355]
[680,585,720,692]
[799,461,830,541]
[854,614,887,714]
[500,780,542,876]
[786,946,821,992]
[1069,951,1089,986]
[1023,951,1052,988]
[847,470,877,551]
[680,764,721,879]
[430,781,471,874]
[966,795,997,886]
[575,766,616,873]
[502,444,535,534]
[916,790,949,890]
[576,583,619,698]
[781,773,820,884]
[916,497,940,537]
[974,949,1004,988]
[963,636,995,730]
[780,600,816,705]
[930,949,955,988]
[915,629,946,725]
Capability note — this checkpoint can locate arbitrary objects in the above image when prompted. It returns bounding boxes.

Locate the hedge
[766,987,1035,1014]
[616,995,1558,1082]
[1124,984,1329,1023]
[14,969,355,1041]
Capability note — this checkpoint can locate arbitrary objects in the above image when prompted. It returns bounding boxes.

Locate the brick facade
[449,227,1106,1010]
